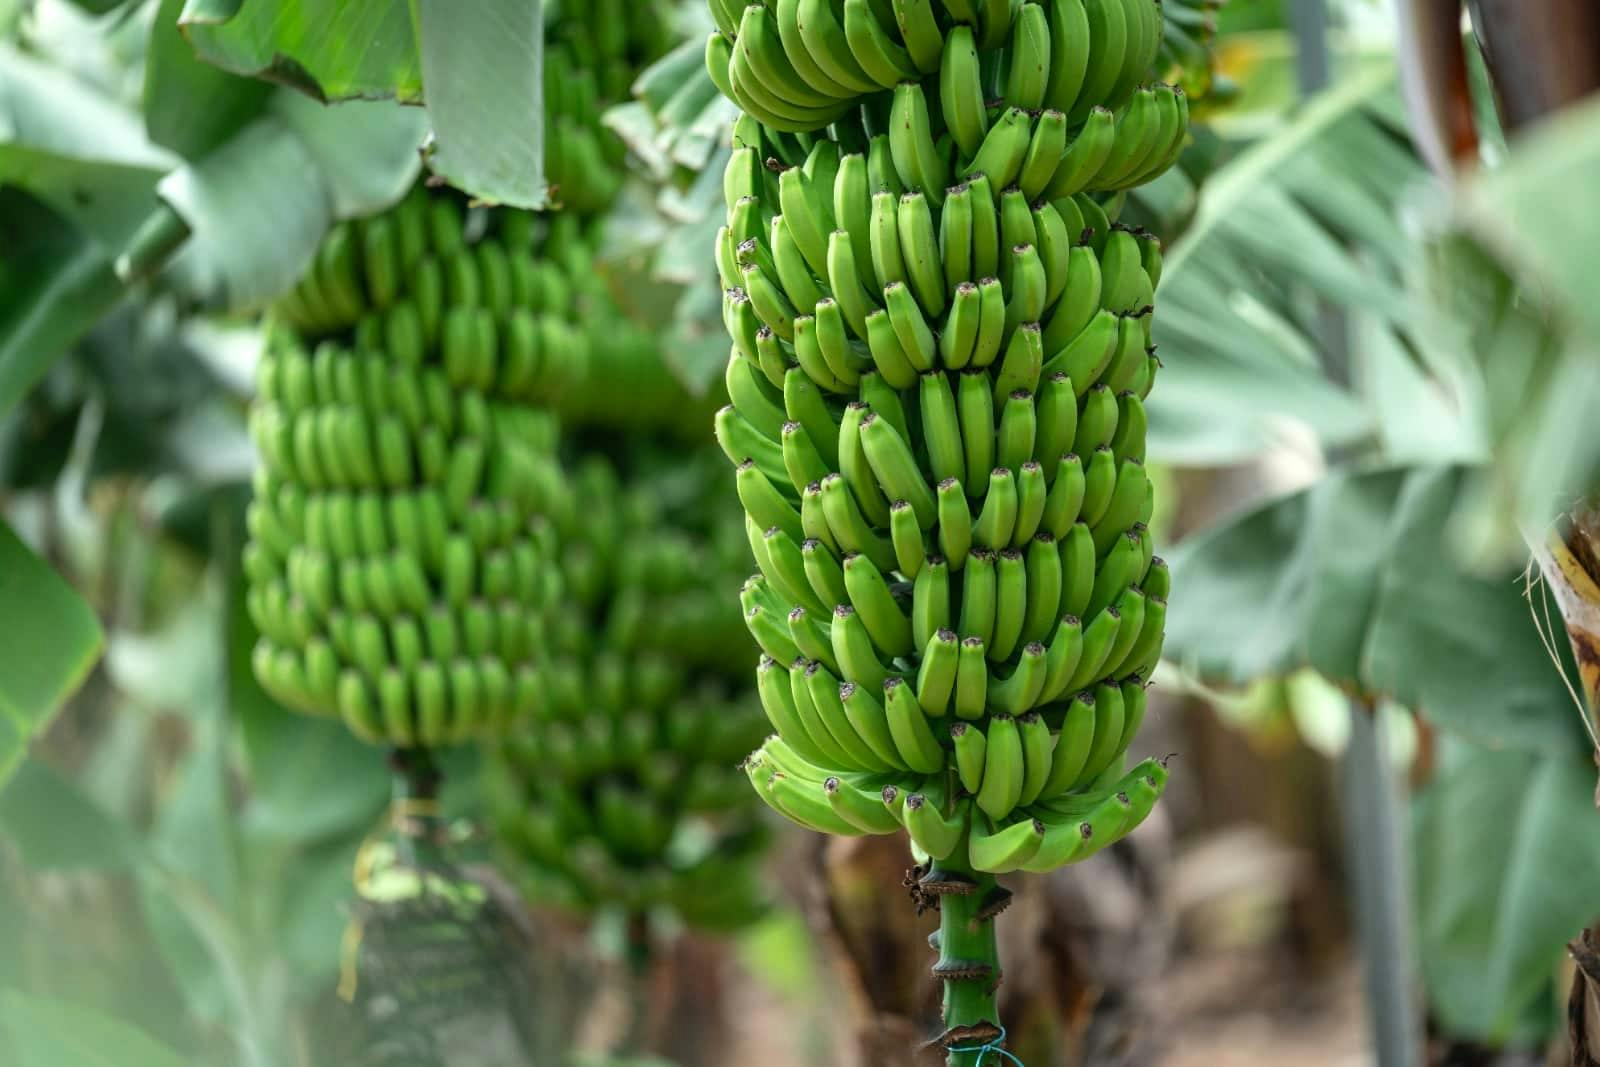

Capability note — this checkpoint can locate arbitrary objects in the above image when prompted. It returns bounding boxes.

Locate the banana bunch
[703,0,1186,197]
[489,448,770,929]
[545,0,677,216]
[246,186,577,748]
[708,11,1180,879]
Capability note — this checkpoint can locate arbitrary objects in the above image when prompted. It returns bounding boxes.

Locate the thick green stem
[930,859,1004,1067]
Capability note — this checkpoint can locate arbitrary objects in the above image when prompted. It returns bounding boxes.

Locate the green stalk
[927,856,1006,1066]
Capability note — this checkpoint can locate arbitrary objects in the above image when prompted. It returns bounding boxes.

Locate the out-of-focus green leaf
[0,990,191,1067]
[155,97,422,309]
[267,92,423,218]
[0,43,176,249]
[1461,93,1600,341]
[0,759,139,871]
[1412,95,1600,563]
[144,0,273,158]
[1154,65,1440,466]
[413,0,547,209]
[1166,464,1582,755]
[0,517,104,788]
[158,118,327,308]
[178,0,422,103]
[0,195,125,422]
[1413,741,1600,1043]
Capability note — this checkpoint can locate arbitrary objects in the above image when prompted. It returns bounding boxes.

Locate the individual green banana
[1043,0,1092,116]
[920,372,966,486]
[941,280,981,367]
[1072,0,1130,122]
[1016,710,1055,807]
[959,108,1033,192]
[1078,446,1118,528]
[844,550,914,657]
[973,467,1019,549]
[796,0,882,94]
[832,603,893,693]
[889,81,950,202]
[997,389,1038,472]
[859,410,937,529]
[1013,460,1047,546]
[1037,690,1096,798]
[827,775,904,834]
[912,554,952,647]
[1076,680,1126,787]
[1091,459,1148,556]
[902,792,966,860]
[884,675,949,774]
[975,713,1025,819]
[844,0,920,89]
[939,25,988,159]
[969,815,1047,874]
[916,628,960,716]
[1058,601,1121,694]
[890,500,927,577]
[951,721,988,794]
[957,370,996,492]
[957,547,997,647]
[898,192,947,317]
[1019,109,1069,200]
[989,548,1027,662]
[953,634,989,719]
[936,477,974,570]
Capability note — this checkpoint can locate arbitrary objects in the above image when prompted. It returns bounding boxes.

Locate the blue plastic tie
[948,1024,1024,1066]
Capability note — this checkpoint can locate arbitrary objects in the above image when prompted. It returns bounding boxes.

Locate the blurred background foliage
[4,0,1600,1064]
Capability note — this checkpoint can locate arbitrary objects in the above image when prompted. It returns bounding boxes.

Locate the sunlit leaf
[413,0,547,209]
[178,0,422,103]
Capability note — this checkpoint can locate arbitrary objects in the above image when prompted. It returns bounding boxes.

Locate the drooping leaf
[0,990,191,1067]
[178,0,422,104]
[0,518,104,788]
[1166,464,1583,755]
[144,0,274,159]
[412,0,547,209]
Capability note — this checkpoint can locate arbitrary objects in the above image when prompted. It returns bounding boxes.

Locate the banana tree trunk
[1528,506,1600,1064]
[1465,0,1600,132]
